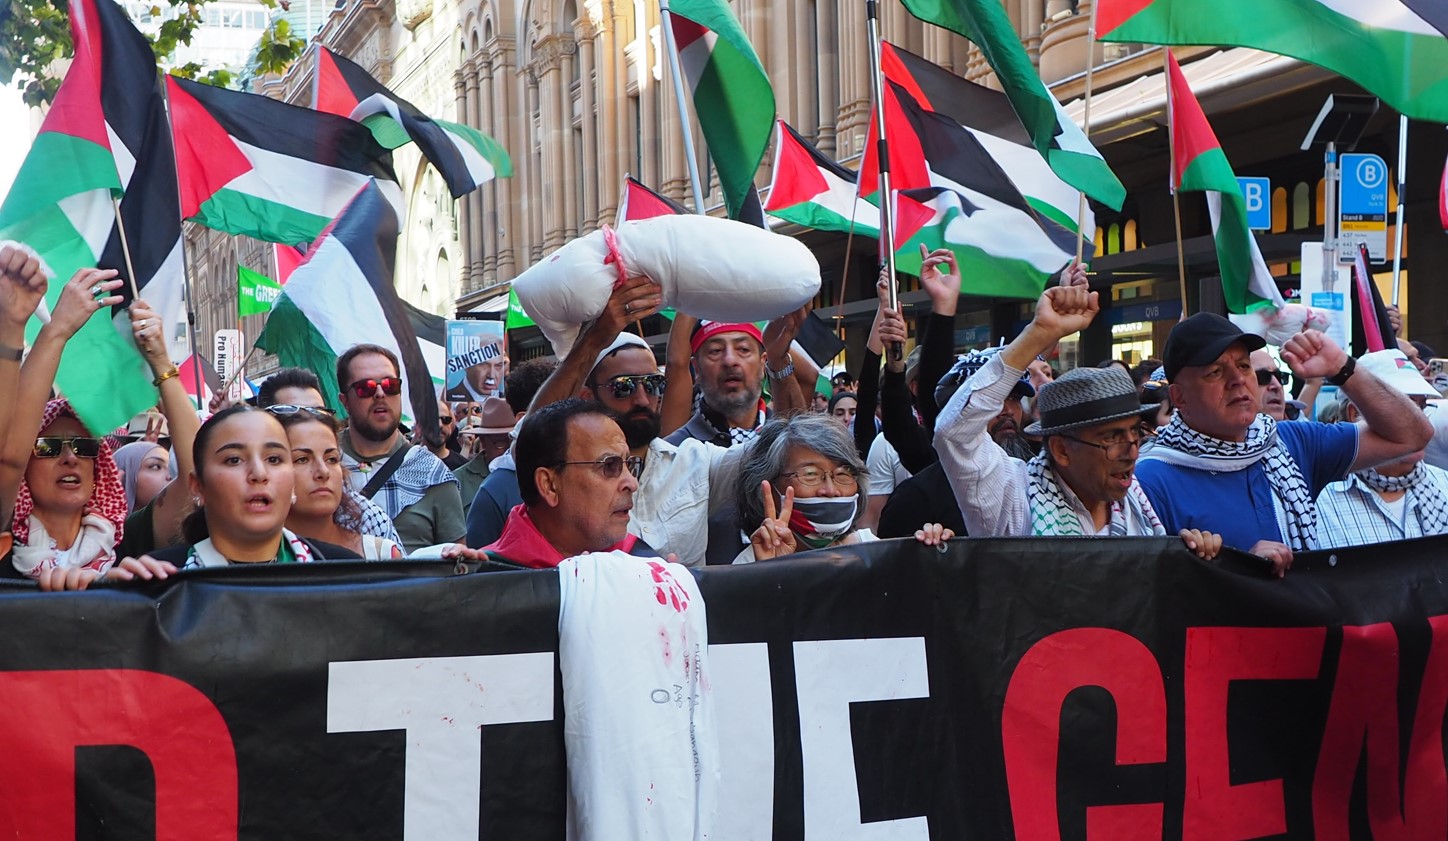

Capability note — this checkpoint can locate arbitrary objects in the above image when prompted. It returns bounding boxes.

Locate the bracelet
[153,367,180,387]
[1325,356,1356,387]
[0,343,21,362]
[766,358,795,381]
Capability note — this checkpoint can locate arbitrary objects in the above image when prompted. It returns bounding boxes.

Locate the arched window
[1271,186,1286,233]
[1123,219,1137,251]
[1291,183,1310,230]
[1107,222,1121,255]
[1314,179,1325,226]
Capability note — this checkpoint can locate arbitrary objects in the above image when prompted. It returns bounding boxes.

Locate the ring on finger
[89,284,103,296]
[624,303,633,315]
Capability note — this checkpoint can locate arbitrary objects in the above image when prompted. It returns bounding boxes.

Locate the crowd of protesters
[0,238,1444,591]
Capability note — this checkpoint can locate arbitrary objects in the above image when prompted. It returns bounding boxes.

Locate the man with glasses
[934,285,1222,558]
[480,399,655,567]
[335,344,465,554]
[1137,314,1433,574]
[1250,349,1293,421]
[1317,349,1448,547]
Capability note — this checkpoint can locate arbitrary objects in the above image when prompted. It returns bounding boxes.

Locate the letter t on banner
[794,637,930,841]
[327,654,556,841]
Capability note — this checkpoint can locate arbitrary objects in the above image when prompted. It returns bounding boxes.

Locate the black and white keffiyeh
[1357,463,1448,536]
[1025,453,1165,536]
[1143,414,1318,550]
[365,446,460,520]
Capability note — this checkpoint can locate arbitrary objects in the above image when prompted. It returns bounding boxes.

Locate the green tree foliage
[0,0,304,106]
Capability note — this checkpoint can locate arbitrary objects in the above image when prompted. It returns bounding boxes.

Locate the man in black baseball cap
[1137,312,1432,574]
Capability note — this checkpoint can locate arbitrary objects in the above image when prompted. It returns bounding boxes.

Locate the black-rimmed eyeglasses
[555,455,645,480]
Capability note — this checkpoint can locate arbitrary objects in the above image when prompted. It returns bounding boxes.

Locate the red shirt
[483,505,638,568]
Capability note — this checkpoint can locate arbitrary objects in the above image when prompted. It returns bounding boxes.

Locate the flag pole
[1165,48,1189,318]
[108,196,143,301]
[1074,0,1102,263]
[864,0,902,362]
[659,0,709,215]
[231,237,248,399]
[158,72,209,410]
[1391,114,1408,307]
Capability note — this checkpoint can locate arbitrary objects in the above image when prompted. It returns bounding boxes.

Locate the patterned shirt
[1316,463,1448,548]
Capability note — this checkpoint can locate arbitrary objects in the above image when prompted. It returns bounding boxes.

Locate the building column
[476,56,498,285]
[815,0,837,154]
[454,70,473,293]
[578,21,600,232]
[490,42,518,279]
[560,41,580,240]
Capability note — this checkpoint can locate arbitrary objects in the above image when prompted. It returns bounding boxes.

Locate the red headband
[690,321,764,356]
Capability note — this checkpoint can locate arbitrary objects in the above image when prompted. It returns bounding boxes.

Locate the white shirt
[629,437,744,568]
[933,354,1159,537]
[866,435,911,496]
[1316,463,1448,547]
[1423,402,1448,472]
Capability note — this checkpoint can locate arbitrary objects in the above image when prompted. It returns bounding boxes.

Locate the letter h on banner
[327,654,555,841]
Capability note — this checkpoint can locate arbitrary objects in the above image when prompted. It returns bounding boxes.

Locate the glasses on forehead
[588,374,667,400]
[33,436,102,459]
[347,377,402,398]
[1255,369,1290,386]
[780,466,859,488]
[264,404,335,418]
[1060,424,1151,460]
[555,454,645,480]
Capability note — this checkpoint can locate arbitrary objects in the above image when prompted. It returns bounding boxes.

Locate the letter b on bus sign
[1237,177,1270,230]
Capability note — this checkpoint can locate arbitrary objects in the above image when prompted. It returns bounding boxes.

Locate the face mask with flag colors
[785,495,859,548]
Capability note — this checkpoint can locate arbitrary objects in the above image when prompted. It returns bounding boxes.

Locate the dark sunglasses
[347,377,402,398]
[440,416,454,424]
[265,404,335,418]
[33,436,102,459]
[1255,369,1290,386]
[589,374,667,400]
[556,454,645,480]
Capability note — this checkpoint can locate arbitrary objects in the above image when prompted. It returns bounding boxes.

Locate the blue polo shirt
[1135,421,1358,550]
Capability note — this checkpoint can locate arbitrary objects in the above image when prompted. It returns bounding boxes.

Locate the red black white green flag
[617,176,691,222]
[313,47,512,199]
[167,74,404,249]
[0,0,182,433]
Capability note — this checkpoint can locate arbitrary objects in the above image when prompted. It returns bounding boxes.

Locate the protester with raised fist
[934,284,1222,562]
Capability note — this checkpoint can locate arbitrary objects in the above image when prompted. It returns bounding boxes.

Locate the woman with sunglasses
[271,405,403,559]
[0,268,139,588]
[733,414,952,564]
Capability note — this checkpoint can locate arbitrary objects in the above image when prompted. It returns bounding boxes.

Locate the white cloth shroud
[558,552,717,841]
[513,215,821,356]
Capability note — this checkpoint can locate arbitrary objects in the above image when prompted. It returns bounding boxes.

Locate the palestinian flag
[313,47,512,199]
[764,121,881,238]
[881,43,1094,240]
[896,0,1126,210]
[860,82,1076,299]
[1166,53,1284,314]
[238,265,283,316]
[1439,153,1448,233]
[669,0,775,220]
[0,0,181,434]
[255,180,439,436]
[275,243,306,283]
[618,176,691,222]
[167,74,404,249]
[1351,244,1395,356]
[1100,0,1448,124]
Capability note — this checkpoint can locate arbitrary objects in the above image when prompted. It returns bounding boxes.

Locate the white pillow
[513,215,821,355]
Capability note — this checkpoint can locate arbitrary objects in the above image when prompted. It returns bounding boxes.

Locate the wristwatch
[1326,355,1356,387]
[766,358,795,381]
[0,343,22,362]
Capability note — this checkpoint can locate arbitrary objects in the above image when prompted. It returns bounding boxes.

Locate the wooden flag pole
[109,195,143,301]
[1165,48,1189,319]
[1074,0,1102,263]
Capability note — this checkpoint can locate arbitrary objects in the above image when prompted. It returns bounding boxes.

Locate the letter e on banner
[327,654,555,841]
[0,669,238,840]
[1182,627,1325,841]
[793,638,930,841]
[1001,628,1165,841]
[1312,619,1448,841]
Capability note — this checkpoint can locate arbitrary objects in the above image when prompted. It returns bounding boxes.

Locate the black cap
[1162,313,1267,382]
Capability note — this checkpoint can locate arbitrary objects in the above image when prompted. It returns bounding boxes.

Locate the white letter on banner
[708,642,776,840]
[794,638,930,841]
[327,654,555,841]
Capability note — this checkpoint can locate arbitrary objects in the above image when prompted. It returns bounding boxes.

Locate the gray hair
[735,413,869,537]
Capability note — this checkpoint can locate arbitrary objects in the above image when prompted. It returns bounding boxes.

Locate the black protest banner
[2,535,1446,840]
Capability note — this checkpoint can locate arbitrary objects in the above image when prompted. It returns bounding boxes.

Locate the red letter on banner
[1002,628,1165,841]
[1182,627,1325,841]
[0,670,237,840]
[1312,619,1448,841]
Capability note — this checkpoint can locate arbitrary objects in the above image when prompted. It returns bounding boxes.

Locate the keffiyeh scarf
[1025,454,1164,536]
[1144,414,1318,550]
[1357,463,1448,536]
[183,528,315,569]
[700,400,767,447]
[346,445,460,520]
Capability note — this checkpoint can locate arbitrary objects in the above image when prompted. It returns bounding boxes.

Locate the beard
[614,408,662,450]
[350,410,398,443]
[702,383,761,419]
[996,431,1036,462]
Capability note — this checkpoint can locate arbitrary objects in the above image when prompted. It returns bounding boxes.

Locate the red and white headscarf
[10,399,128,577]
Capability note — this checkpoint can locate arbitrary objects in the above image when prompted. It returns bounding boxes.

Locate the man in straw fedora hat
[934,282,1221,559]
